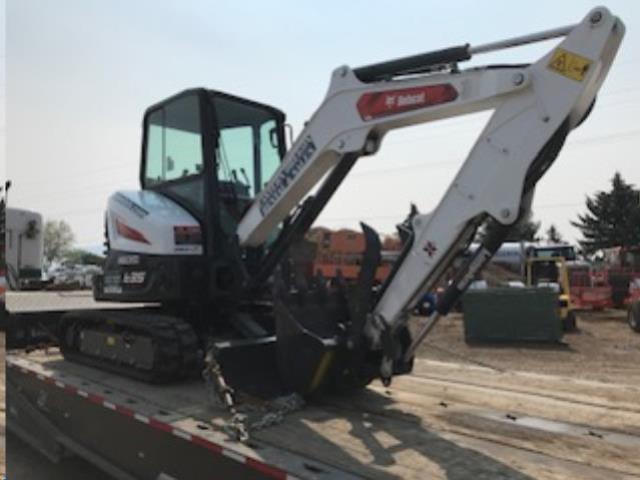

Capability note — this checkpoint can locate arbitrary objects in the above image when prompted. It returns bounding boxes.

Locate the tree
[64,248,105,266]
[0,197,5,271]
[477,213,541,243]
[44,220,75,266]
[545,224,563,244]
[382,233,402,251]
[572,172,640,254]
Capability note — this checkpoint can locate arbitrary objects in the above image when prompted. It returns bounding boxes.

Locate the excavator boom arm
[237,7,623,380]
[238,8,622,250]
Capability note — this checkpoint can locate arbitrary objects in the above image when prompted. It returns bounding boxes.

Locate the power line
[16,182,125,203]
[384,100,640,147]
[14,161,135,188]
[18,123,638,206]
[9,114,639,206]
[44,207,105,218]
[352,128,639,179]
[319,202,588,224]
[569,128,640,146]
[353,160,459,177]
[536,203,582,210]
[7,85,640,191]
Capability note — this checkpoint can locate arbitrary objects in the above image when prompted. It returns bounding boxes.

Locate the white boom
[237,7,623,379]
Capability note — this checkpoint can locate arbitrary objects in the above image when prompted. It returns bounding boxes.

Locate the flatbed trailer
[8,350,640,480]
[6,292,640,479]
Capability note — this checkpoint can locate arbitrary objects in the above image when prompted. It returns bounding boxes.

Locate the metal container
[463,287,562,343]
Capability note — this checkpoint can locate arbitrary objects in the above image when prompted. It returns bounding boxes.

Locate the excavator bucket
[273,275,346,395]
[274,223,383,395]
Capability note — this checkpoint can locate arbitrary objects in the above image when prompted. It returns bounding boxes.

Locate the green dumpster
[462,288,562,343]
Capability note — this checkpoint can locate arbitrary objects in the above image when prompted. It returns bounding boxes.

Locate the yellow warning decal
[548,48,592,82]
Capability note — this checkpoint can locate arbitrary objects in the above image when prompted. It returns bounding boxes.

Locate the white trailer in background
[5,207,45,290]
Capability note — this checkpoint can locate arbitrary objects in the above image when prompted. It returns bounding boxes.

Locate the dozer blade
[273,223,384,395]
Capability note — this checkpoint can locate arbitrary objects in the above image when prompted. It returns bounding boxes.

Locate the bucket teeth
[273,223,386,394]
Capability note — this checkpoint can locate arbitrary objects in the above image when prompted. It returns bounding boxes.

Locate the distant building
[306,227,401,282]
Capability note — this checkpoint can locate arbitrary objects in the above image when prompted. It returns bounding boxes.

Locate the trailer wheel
[562,311,577,332]
[628,302,640,333]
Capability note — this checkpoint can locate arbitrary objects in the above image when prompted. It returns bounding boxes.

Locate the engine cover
[106,190,202,256]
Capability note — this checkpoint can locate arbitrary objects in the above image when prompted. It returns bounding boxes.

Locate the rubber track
[59,310,200,383]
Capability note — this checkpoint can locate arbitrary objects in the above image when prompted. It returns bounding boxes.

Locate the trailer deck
[5,290,148,313]
[6,293,640,479]
[7,346,640,480]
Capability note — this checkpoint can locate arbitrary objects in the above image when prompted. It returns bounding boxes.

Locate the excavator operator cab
[140,89,286,242]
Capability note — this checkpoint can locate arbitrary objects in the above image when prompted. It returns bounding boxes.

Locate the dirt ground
[413,309,640,385]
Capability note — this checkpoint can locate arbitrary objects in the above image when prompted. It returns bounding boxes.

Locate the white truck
[4,207,45,290]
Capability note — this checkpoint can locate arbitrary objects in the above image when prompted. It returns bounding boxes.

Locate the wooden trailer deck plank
[410,359,640,413]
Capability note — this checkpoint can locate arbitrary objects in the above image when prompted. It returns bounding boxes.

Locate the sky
[3,0,640,249]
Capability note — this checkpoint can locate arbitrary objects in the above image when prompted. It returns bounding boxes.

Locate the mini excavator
[59,7,624,397]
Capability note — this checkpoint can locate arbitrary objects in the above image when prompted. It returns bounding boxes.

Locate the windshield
[143,94,206,212]
[142,92,283,221]
[212,95,282,200]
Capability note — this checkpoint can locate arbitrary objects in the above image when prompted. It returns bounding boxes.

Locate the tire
[562,310,577,332]
[628,302,640,333]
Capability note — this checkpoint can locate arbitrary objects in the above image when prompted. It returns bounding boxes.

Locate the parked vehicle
[4,207,45,290]
[48,263,103,290]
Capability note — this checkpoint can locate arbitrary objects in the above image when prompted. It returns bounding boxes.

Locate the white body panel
[106,190,202,256]
[5,208,44,280]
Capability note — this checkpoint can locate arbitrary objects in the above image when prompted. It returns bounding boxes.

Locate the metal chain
[246,393,305,432]
[202,343,305,442]
[202,345,249,442]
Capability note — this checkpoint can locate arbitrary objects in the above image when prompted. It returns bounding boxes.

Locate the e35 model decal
[259,136,317,216]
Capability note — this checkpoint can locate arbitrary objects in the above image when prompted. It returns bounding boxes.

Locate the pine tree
[477,213,540,243]
[0,197,5,271]
[572,172,640,254]
[545,224,563,244]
